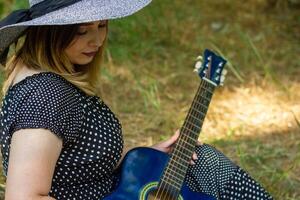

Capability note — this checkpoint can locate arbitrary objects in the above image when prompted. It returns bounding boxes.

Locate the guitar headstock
[194,49,227,86]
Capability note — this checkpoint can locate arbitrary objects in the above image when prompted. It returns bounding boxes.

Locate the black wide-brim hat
[0,0,152,65]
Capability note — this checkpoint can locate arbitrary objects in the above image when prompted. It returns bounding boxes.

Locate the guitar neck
[158,79,216,198]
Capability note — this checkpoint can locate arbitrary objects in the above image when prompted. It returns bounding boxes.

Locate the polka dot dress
[0,72,124,199]
[0,72,273,200]
[184,144,274,200]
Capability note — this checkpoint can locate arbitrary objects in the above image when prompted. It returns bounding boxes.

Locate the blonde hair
[1,23,107,97]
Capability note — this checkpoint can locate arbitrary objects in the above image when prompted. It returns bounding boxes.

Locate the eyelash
[77,24,107,35]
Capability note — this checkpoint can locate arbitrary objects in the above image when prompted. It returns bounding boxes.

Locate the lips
[83,51,97,57]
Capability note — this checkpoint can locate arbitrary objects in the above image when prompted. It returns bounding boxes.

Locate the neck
[157,79,216,198]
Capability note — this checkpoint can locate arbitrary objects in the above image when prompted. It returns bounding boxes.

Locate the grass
[0,0,299,199]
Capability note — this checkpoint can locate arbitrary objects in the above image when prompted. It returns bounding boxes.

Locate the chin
[73,59,93,65]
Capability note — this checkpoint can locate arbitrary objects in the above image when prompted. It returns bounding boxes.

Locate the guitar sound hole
[147,189,177,200]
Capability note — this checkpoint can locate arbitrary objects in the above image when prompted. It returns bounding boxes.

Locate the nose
[89,30,105,48]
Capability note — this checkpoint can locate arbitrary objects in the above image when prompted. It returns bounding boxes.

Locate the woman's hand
[150,129,202,165]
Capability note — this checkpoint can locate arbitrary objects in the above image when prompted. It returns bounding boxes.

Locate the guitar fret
[168,157,190,170]
[181,126,199,137]
[166,159,185,173]
[172,152,194,165]
[193,101,208,111]
[176,138,196,149]
[172,149,194,161]
[190,107,207,117]
[164,168,186,181]
[161,176,183,188]
[175,134,198,148]
[192,104,207,113]
[175,138,197,154]
[188,112,204,121]
[190,108,207,118]
[200,85,213,95]
[170,153,191,164]
[185,120,201,130]
[198,93,211,102]
[200,89,213,99]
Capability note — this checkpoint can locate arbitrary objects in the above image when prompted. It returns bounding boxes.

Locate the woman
[0,0,273,199]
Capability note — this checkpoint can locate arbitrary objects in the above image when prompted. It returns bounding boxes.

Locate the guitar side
[103,147,215,200]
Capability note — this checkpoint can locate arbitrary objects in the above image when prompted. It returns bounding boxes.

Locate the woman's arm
[5,128,63,200]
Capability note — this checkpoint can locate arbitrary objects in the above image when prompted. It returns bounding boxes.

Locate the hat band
[0,0,82,65]
[0,0,82,28]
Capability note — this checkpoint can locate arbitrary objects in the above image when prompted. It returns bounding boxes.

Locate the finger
[163,130,180,147]
[196,140,203,146]
[174,129,180,138]
[192,152,198,160]
[190,160,196,165]
[169,130,180,143]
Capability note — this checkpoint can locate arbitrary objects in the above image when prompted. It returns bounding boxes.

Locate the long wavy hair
[1,22,108,97]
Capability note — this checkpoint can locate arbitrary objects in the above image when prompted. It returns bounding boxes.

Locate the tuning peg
[195,61,202,69]
[196,55,203,61]
[221,69,228,76]
[220,75,226,82]
[193,61,202,73]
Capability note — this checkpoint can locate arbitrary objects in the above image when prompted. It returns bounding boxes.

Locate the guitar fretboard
[157,79,215,199]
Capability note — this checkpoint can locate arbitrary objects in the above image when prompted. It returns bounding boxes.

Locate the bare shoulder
[11,128,63,151]
[11,62,48,87]
[9,128,62,166]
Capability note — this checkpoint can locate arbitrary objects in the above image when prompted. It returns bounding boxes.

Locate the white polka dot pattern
[0,72,124,199]
[220,168,273,200]
[184,145,273,200]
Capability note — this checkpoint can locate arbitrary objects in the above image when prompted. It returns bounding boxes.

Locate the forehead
[79,20,107,26]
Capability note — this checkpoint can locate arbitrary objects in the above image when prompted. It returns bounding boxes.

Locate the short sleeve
[11,75,84,143]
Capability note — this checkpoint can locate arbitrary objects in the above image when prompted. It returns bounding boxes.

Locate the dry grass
[0,0,299,199]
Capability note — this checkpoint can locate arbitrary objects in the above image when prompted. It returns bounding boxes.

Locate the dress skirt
[184,144,273,200]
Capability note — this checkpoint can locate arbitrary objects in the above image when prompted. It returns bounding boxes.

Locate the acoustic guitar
[104,49,227,200]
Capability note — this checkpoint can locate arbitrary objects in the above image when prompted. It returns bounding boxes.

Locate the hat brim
[0,0,152,51]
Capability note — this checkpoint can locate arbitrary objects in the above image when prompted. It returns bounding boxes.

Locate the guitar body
[104,147,215,200]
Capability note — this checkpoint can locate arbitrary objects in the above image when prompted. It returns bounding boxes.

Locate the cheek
[66,44,80,56]
[65,40,84,58]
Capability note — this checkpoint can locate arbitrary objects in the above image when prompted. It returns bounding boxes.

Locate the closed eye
[77,23,107,35]
[98,23,107,28]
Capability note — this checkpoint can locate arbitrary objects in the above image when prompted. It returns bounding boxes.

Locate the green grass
[0,0,299,199]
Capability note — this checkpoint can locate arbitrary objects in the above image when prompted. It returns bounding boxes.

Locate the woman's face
[64,20,107,65]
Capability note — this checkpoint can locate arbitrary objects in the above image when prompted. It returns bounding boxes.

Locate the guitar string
[153,80,207,200]
[165,80,211,200]
[171,81,213,199]
[164,56,220,199]
[155,79,211,200]
[156,59,215,200]
[155,57,214,200]
[155,80,208,200]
